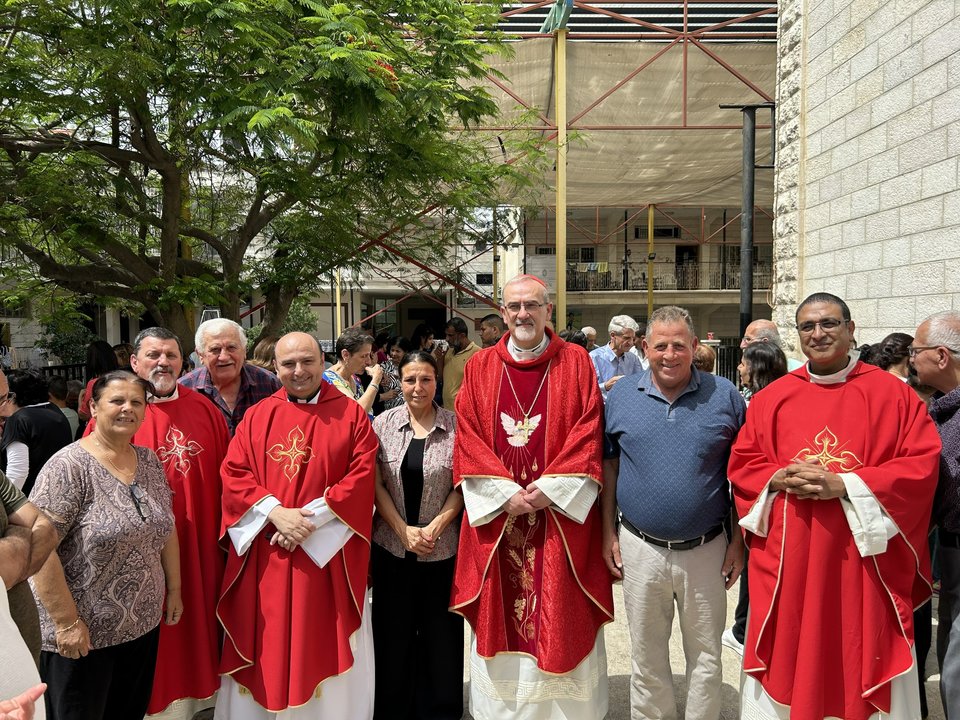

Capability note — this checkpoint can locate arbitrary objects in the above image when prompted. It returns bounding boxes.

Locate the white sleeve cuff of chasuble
[739,476,778,537]
[462,477,520,527]
[227,496,281,555]
[300,498,353,569]
[839,472,898,557]
[532,476,598,524]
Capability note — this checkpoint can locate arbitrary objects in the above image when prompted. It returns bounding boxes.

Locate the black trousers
[732,549,749,643]
[40,624,160,720]
[371,544,464,720]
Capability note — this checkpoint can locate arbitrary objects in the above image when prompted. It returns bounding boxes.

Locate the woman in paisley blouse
[370,351,464,720]
[29,370,180,720]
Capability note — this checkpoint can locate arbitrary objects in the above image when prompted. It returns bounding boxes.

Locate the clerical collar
[807,350,860,385]
[150,387,180,403]
[287,387,322,404]
[507,334,549,361]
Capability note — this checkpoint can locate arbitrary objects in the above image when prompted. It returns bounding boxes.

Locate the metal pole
[554,28,568,328]
[739,107,756,338]
[646,204,655,319]
[622,209,629,289]
[491,207,499,303]
[334,269,342,338]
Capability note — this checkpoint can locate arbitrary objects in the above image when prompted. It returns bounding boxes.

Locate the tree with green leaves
[0,0,530,342]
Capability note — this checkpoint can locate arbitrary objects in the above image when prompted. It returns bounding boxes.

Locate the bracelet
[55,617,82,634]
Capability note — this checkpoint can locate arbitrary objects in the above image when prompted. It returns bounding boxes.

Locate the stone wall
[774,0,960,349]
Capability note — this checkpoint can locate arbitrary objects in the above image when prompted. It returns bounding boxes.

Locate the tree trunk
[259,283,298,339]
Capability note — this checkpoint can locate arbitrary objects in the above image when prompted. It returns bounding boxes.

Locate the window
[566,246,596,263]
[476,273,493,285]
[535,246,556,255]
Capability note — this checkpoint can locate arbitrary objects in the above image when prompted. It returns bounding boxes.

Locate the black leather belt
[941,530,960,548]
[620,516,724,551]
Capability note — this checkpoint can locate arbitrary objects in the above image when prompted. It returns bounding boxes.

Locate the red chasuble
[451,330,614,673]
[217,386,377,712]
[87,386,230,714]
[728,362,940,720]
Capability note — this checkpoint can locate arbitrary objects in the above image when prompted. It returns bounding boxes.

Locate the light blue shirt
[590,344,643,398]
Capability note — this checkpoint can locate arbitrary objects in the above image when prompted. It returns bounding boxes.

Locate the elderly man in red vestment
[215,331,377,720]
[728,292,941,720]
[451,274,614,720]
[87,327,230,720]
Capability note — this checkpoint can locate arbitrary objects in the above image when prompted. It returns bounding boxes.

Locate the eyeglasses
[908,345,959,358]
[129,482,148,522]
[796,318,848,334]
[503,301,545,313]
[0,391,14,405]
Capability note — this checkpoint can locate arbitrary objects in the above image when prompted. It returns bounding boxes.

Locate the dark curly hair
[874,332,912,371]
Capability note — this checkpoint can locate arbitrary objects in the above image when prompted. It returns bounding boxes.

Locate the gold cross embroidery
[793,426,862,473]
[267,426,313,482]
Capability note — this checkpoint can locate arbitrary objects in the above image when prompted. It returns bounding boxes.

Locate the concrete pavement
[464,578,946,719]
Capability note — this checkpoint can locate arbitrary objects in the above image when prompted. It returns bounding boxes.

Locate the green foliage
[33,306,97,365]
[0,0,531,340]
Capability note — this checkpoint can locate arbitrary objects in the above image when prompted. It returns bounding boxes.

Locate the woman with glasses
[324,328,384,416]
[28,370,180,720]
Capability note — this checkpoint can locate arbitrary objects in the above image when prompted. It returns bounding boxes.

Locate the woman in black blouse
[370,351,463,720]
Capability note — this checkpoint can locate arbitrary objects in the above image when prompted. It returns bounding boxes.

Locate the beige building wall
[773,0,960,353]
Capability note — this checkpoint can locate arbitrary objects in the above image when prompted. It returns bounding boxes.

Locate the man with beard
[479,314,507,349]
[93,327,230,720]
[452,274,613,719]
[438,317,480,409]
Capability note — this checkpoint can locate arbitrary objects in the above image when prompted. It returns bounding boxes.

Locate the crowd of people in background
[0,278,958,720]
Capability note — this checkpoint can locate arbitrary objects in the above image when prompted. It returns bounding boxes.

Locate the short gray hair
[648,306,696,337]
[134,327,184,357]
[753,326,782,347]
[608,315,640,335]
[195,318,247,354]
[925,311,960,362]
[502,274,551,305]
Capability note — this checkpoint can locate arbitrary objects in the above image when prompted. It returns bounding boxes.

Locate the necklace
[93,438,136,479]
[500,360,551,459]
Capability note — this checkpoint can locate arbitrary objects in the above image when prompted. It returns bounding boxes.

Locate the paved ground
[463,579,946,719]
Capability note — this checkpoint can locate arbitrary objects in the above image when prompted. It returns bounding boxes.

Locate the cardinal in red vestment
[451,275,614,720]
[215,332,377,719]
[728,294,941,720]
[91,328,231,718]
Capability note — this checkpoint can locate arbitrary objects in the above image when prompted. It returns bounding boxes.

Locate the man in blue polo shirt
[601,305,745,720]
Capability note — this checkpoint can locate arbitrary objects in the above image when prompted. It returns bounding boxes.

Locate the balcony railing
[565,261,772,292]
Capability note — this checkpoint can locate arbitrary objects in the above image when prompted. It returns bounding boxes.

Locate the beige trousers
[619,528,728,720]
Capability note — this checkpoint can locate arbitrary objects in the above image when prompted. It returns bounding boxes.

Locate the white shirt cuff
[299,497,353,568]
[839,472,898,557]
[462,477,521,526]
[531,476,598,524]
[739,475,778,537]
[227,496,281,555]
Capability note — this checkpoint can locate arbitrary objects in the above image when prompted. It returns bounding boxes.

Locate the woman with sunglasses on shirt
[28,370,180,720]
